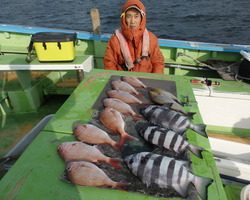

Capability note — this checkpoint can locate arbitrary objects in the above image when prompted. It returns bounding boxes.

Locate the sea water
[0,0,249,44]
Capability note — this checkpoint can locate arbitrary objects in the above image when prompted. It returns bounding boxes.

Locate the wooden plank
[90,8,101,35]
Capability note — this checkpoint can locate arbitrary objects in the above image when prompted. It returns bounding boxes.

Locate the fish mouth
[135,121,150,133]
[139,107,146,116]
[72,121,84,131]
[123,154,133,164]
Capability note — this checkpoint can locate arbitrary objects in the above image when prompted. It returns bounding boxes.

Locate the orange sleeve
[103,35,121,71]
[149,32,165,74]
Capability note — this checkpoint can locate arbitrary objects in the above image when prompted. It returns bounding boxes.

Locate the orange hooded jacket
[103,0,165,74]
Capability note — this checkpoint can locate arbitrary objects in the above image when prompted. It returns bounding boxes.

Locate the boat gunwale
[1,23,250,53]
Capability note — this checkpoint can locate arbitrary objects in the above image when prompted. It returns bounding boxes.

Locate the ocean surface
[1,0,250,44]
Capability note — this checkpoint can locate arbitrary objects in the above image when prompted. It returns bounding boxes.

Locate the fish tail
[110,141,121,151]
[135,92,143,97]
[192,175,213,200]
[124,133,139,142]
[190,124,207,138]
[188,144,204,158]
[132,114,144,122]
[186,112,196,119]
[118,133,139,148]
[108,158,122,170]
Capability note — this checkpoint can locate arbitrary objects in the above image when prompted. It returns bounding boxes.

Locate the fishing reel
[190,78,220,86]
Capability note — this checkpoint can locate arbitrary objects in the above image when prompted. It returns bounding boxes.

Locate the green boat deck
[0,69,227,200]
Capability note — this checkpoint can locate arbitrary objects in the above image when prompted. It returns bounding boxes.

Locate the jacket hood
[120,0,147,42]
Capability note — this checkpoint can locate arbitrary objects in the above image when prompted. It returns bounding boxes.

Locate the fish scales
[157,129,166,147]
[131,152,143,176]
[163,131,175,150]
[142,154,161,187]
[137,124,191,155]
[166,159,175,186]
[144,126,155,140]
[176,138,186,153]
[157,156,171,188]
[150,156,163,186]
[136,153,152,180]
[172,164,188,195]
[141,105,207,138]
[124,152,212,199]
[169,134,180,151]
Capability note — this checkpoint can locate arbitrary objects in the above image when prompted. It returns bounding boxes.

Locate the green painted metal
[0,131,182,200]
[0,26,247,200]
[42,69,228,200]
[224,184,244,200]
[15,71,32,89]
[0,31,243,69]
[7,83,44,113]
[0,32,31,53]
[207,125,250,137]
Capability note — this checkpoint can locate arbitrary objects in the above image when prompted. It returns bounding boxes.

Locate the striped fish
[124,152,212,199]
[135,122,203,158]
[140,105,207,137]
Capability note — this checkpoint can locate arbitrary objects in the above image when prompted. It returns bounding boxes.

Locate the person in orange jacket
[103,0,165,74]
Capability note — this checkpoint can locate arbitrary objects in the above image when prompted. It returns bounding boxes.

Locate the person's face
[125,8,142,29]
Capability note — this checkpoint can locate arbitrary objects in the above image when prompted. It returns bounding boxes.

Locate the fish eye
[129,159,133,165]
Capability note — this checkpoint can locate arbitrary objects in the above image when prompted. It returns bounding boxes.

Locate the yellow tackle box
[27,32,77,62]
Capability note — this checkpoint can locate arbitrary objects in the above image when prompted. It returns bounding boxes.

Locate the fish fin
[132,114,144,122]
[118,133,139,148]
[113,181,129,190]
[135,92,143,97]
[111,141,121,151]
[173,98,183,106]
[188,144,204,159]
[61,168,73,184]
[173,184,188,197]
[108,158,122,170]
[162,103,173,107]
[192,176,213,200]
[186,112,196,119]
[72,121,84,131]
[190,124,207,138]
[178,160,191,169]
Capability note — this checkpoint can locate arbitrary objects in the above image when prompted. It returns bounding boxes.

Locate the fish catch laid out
[121,76,147,88]
[111,80,139,95]
[66,161,126,188]
[107,90,143,104]
[141,105,207,137]
[73,123,120,150]
[149,88,182,105]
[99,107,138,147]
[57,141,122,169]
[149,89,193,116]
[103,98,143,120]
[135,122,204,158]
[124,152,212,200]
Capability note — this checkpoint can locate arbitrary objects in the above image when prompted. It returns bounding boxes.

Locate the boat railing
[0,114,54,178]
